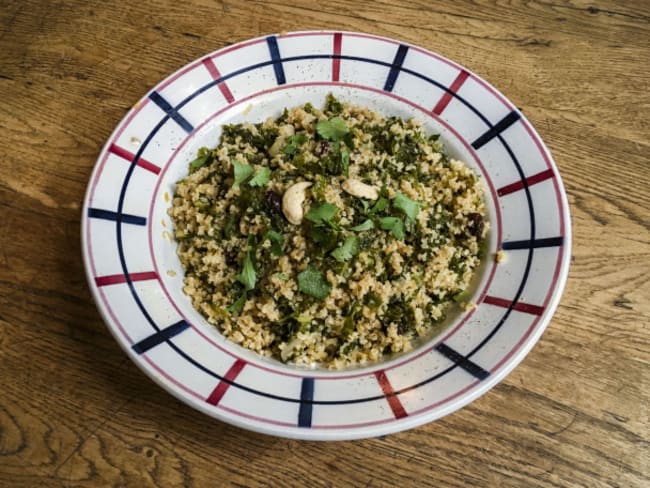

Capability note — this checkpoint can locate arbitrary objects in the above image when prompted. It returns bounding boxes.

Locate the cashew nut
[282,181,312,225]
[341,179,379,200]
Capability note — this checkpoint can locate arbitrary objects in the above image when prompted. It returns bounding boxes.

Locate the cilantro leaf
[188,155,209,174]
[227,292,247,315]
[232,160,254,188]
[283,133,308,155]
[350,219,374,232]
[236,252,256,291]
[393,192,420,222]
[379,216,405,240]
[264,230,284,256]
[305,202,339,226]
[316,116,349,141]
[370,197,388,214]
[249,167,271,187]
[331,235,359,262]
[297,266,331,300]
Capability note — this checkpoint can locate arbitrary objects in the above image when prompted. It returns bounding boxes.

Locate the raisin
[224,248,238,267]
[265,190,283,215]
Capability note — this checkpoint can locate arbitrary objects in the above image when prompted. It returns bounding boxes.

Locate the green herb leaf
[379,216,405,240]
[283,133,308,155]
[297,266,331,300]
[275,272,289,281]
[316,116,349,141]
[370,197,388,214]
[236,252,256,291]
[232,160,254,188]
[309,226,339,252]
[227,292,247,314]
[350,219,375,232]
[342,300,360,337]
[305,202,339,226]
[393,192,420,222]
[249,167,271,187]
[264,230,284,256]
[331,235,359,262]
[340,148,350,176]
[189,156,209,174]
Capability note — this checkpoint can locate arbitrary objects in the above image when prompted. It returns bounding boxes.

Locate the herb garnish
[283,133,308,156]
[249,167,271,187]
[264,230,284,256]
[297,266,331,300]
[393,192,420,222]
[305,202,339,227]
[350,219,374,232]
[379,216,406,240]
[331,235,359,262]
[316,116,349,141]
[232,160,254,188]
[236,251,257,291]
[227,292,247,314]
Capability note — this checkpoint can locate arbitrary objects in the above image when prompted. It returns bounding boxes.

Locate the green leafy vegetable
[340,148,350,176]
[189,156,209,174]
[227,292,247,314]
[393,192,420,222]
[297,266,331,300]
[275,272,289,281]
[331,235,359,262]
[309,225,339,252]
[341,300,360,337]
[232,160,254,188]
[370,197,388,214]
[350,219,374,232]
[188,147,211,173]
[305,202,339,226]
[264,230,284,256]
[283,133,308,155]
[248,167,271,187]
[316,116,349,141]
[379,216,405,240]
[236,252,256,291]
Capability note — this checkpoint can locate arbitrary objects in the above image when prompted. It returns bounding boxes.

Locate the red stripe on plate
[497,169,555,196]
[332,33,342,82]
[483,296,545,315]
[202,57,235,103]
[206,359,247,406]
[375,371,407,419]
[432,70,469,115]
[95,271,158,287]
[108,144,161,174]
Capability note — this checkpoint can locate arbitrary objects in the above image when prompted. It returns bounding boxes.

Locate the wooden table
[1,1,648,486]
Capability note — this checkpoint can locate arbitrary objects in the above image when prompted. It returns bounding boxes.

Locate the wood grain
[1,0,648,486]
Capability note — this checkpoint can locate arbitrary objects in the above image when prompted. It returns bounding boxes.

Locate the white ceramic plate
[82,31,571,440]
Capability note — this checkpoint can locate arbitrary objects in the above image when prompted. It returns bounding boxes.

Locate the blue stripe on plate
[502,236,564,250]
[266,36,286,85]
[298,378,315,427]
[383,44,409,92]
[132,320,191,354]
[148,91,194,133]
[472,111,521,149]
[88,208,146,226]
[435,343,490,380]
